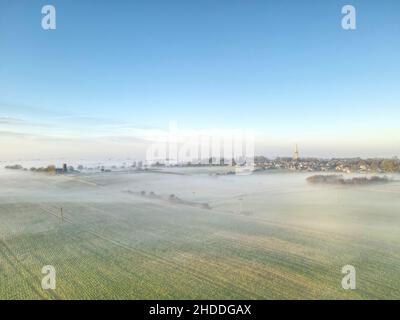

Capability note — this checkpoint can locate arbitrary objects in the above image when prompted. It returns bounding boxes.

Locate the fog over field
[1,167,400,299]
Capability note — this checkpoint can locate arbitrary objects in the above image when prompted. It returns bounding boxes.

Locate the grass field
[1,168,400,299]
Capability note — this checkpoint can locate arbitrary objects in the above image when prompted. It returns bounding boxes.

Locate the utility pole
[60,207,64,223]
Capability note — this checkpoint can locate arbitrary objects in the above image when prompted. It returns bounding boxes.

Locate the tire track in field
[0,238,55,300]
[38,203,264,298]
[0,204,61,300]
[44,200,340,298]
[37,199,390,299]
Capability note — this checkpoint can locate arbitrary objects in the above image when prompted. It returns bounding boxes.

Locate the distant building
[63,163,68,173]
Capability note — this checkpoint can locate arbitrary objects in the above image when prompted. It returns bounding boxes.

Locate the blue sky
[0,0,399,159]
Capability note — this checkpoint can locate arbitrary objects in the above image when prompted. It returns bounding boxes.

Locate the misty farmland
[1,167,400,299]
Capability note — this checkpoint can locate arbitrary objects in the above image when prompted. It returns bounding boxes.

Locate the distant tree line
[5,164,23,170]
[5,164,57,174]
[29,165,56,173]
[307,175,390,185]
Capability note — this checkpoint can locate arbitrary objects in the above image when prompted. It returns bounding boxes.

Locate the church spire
[294,144,299,161]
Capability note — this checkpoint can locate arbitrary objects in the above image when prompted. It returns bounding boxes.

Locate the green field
[1,168,400,299]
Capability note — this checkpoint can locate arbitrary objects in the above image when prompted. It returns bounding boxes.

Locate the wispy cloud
[0,117,25,124]
[0,101,72,117]
[0,130,33,138]
[0,116,52,129]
